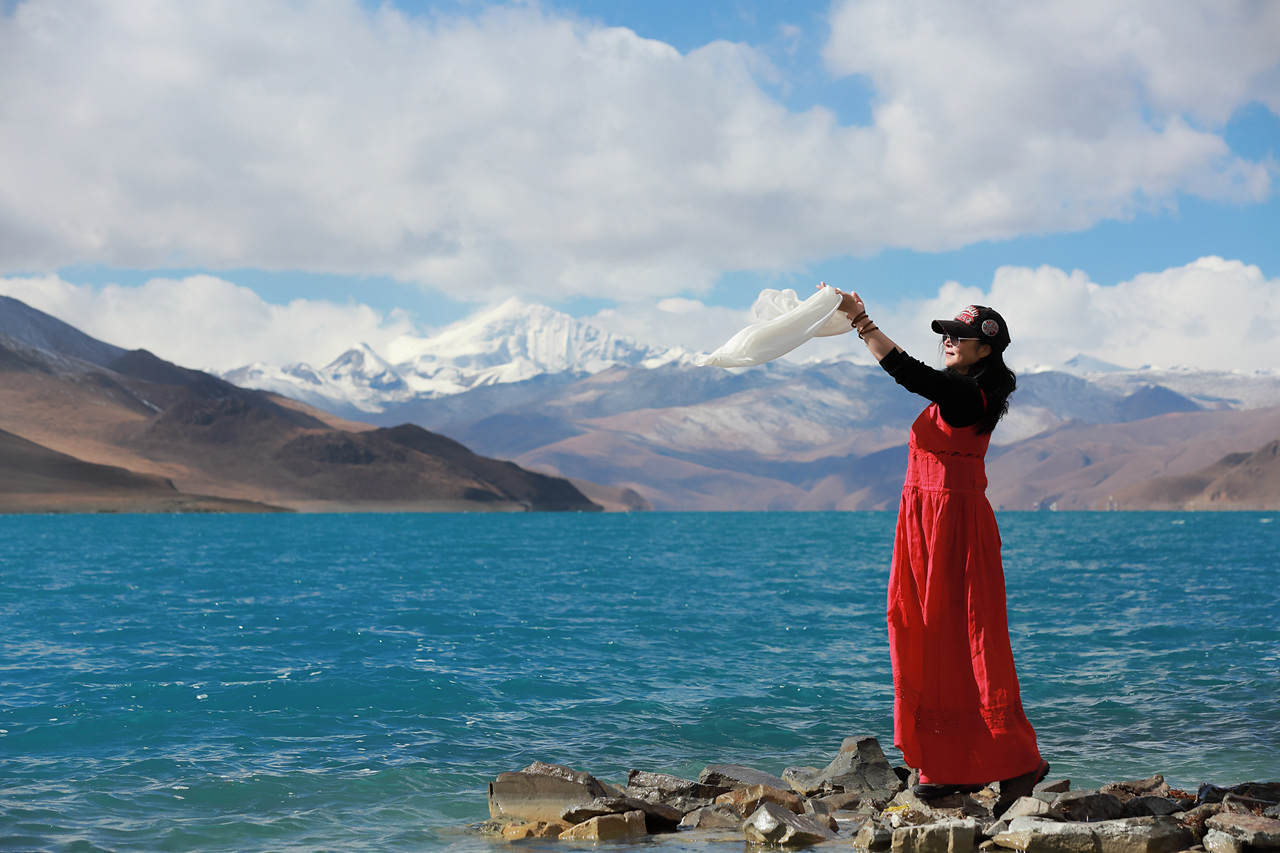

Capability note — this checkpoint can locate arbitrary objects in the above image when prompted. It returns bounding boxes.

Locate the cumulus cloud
[878,256,1280,373]
[0,274,414,371]
[2,257,1274,376]
[0,0,1275,305]
[590,296,756,356]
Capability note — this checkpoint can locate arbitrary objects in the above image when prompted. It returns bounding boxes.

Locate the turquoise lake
[2,511,1278,851]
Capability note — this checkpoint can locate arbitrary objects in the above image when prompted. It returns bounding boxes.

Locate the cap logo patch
[981,319,1000,337]
[956,306,979,325]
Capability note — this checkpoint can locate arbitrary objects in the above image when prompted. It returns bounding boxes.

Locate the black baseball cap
[931,305,1011,351]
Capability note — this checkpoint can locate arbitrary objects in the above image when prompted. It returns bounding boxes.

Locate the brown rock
[501,820,569,840]
[1102,776,1170,803]
[715,783,806,817]
[823,792,866,811]
[488,762,607,823]
[1180,802,1224,840]
[559,810,647,841]
[1206,813,1280,848]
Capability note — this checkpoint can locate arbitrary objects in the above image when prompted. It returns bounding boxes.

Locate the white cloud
[591,297,753,355]
[3,257,1274,378]
[0,274,414,371]
[0,0,1274,306]
[877,256,1280,373]
[823,0,1279,238]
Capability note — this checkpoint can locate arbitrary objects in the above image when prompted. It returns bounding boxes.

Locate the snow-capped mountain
[222,297,691,415]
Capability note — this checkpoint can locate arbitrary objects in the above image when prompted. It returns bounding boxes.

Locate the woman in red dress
[828,286,1049,817]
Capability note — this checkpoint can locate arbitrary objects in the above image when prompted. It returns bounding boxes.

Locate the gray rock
[891,818,977,853]
[679,804,743,830]
[742,801,838,847]
[626,769,728,813]
[1206,813,1280,849]
[1223,794,1273,815]
[785,765,828,796]
[488,762,608,823]
[1091,816,1194,853]
[855,822,894,850]
[1037,779,1072,795]
[813,737,905,795]
[1001,796,1062,821]
[994,816,1192,853]
[994,816,1101,852]
[1204,829,1245,853]
[1119,796,1182,818]
[560,795,683,832]
[700,763,790,791]
[628,769,728,800]
[1198,782,1280,806]
[803,796,833,817]
[1053,791,1125,822]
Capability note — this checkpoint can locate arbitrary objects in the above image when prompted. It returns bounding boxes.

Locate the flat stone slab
[679,804,743,830]
[1206,813,1280,848]
[560,809,647,841]
[560,795,683,831]
[700,763,791,791]
[488,763,608,823]
[892,818,976,853]
[994,815,1193,853]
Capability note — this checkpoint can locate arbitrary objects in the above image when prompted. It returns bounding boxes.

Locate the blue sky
[0,0,1277,372]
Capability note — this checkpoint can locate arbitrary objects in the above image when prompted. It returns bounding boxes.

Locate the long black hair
[969,348,1016,434]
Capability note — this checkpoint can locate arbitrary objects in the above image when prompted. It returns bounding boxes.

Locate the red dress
[888,402,1041,785]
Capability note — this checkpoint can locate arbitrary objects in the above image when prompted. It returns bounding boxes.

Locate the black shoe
[992,759,1051,818]
[911,781,984,800]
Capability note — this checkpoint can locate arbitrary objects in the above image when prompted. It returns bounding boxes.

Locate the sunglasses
[941,334,979,345]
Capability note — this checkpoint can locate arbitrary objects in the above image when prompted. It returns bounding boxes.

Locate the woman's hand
[819,281,864,321]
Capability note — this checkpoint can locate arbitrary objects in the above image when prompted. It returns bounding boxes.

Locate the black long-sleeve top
[879,348,985,429]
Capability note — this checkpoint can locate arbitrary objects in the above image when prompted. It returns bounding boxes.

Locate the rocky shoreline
[473,736,1280,850]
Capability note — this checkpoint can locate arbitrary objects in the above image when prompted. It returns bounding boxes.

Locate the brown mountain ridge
[0,296,599,513]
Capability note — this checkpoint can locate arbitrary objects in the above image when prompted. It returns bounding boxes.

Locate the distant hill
[1108,437,1280,510]
[0,426,280,514]
[0,298,600,513]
